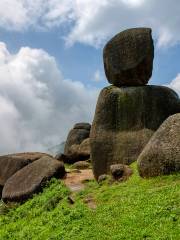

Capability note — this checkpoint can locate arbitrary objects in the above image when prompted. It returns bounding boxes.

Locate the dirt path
[63,169,96,209]
[64,169,94,192]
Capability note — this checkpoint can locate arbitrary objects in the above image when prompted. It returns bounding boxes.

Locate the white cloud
[0,42,99,155]
[121,0,145,7]
[92,70,103,83]
[65,0,180,48]
[0,0,180,48]
[168,74,180,96]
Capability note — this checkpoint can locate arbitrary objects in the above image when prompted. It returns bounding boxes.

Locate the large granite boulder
[90,85,180,179]
[137,114,180,177]
[64,122,91,156]
[2,156,65,202]
[103,28,154,86]
[0,152,52,189]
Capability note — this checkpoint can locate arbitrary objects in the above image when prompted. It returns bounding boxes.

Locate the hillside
[0,163,179,240]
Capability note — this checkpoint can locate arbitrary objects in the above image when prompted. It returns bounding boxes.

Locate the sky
[0,0,179,155]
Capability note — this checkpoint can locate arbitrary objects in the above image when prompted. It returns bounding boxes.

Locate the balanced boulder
[90,85,180,179]
[0,152,52,189]
[137,114,180,177]
[2,156,65,202]
[103,28,154,86]
[64,122,91,156]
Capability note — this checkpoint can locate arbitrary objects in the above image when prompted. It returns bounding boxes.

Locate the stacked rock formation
[90,28,180,179]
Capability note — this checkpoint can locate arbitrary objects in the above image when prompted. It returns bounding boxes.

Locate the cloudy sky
[0,0,179,154]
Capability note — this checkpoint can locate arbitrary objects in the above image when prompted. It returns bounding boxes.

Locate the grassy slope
[0,163,179,240]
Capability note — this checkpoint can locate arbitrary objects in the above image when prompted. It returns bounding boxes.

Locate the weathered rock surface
[90,85,180,179]
[0,156,29,188]
[63,139,90,164]
[78,138,90,157]
[5,152,53,161]
[62,137,91,164]
[103,28,154,86]
[74,123,91,130]
[110,164,133,181]
[0,152,51,188]
[98,174,110,183]
[0,185,3,198]
[73,161,91,170]
[64,123,91,156]
[137,114,180,177]
[2,156,65,202]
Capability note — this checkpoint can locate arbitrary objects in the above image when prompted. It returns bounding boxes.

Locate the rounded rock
[110,164,133,181]
[90,85,180,179]
[64,124,90,156]
[137,113,180,177]
[74,122,91,130]
[0,152,52,188]
[103,28,154,86]
[2,156,66,202]
[73,161,90,170]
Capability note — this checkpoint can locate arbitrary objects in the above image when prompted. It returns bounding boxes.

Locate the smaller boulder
[110,164,133,181]
[137,113,180,177]
[0,156,30,188]
[60,138,91,164]
[2,156,66,202]
[55,153,69,162]
[78,138,90,157]
[74,123,91,130]
[5,152,53,162]
[64,122,91,156]
[98,174,110,183]
[73,161,91,170]
[64,144,81,164]
[0,152,52,188]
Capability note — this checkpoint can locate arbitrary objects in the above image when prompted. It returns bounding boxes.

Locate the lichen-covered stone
[103,28,154,86]
[137,114,180,177]
[90,85,180,179]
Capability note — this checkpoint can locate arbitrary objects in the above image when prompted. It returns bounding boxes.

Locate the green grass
[0,163,179,240]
